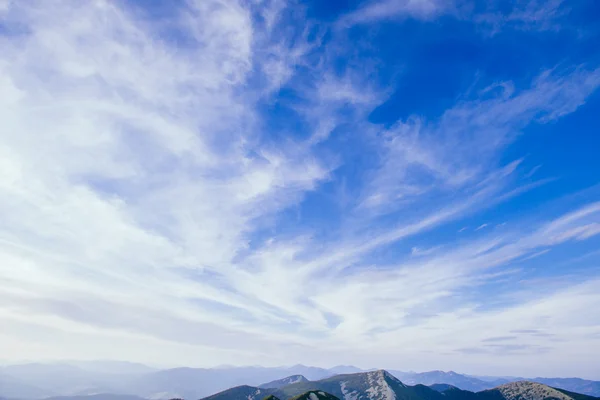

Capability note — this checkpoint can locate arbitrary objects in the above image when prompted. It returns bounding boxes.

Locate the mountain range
[1,362,599,400]
[201,370,599,400]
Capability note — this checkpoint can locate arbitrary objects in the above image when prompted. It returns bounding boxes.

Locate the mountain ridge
[1,362,599,399]
[260,376,310,389]
[202,370,600,400]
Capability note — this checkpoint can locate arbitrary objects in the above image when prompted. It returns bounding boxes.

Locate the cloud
[475,0,569,34]
[339,0,570,33]
[357,67,600,215]
[0,0,332,360]
[482,336,518,342]
[511,329,541,334]
[0,0,599,377]
[338,0,452,26]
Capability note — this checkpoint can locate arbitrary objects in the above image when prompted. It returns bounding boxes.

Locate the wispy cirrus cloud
[339,0,571,33]
[338,0,452,26]
[358,66,600,214]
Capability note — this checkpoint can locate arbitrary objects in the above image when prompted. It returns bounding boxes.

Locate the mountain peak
[263,396,281,400]
[260,375,310,389]
[487,381,577,400]
[290,391,339,400]
[369,370,405,386]
[362,370,405,399]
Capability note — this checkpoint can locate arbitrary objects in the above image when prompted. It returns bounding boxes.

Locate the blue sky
[1,0,600,379]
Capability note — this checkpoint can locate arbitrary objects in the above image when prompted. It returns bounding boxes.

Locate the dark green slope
[263,396,281,400]
[290,391,340,400]
[430,384,460,392]
[435,385,480,400]
[554,387,600,400]
[201,385,277,400]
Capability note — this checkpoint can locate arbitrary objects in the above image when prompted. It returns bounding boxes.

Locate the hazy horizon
[1,0,599,381]
[0,359,599,381]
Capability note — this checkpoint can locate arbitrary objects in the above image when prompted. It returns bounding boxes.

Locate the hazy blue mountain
[389,371,495,392]
[0,363,331,400]
[43,395,147,400]
[0,372,54,399]
[66,361,156,375]
[468,376,517,384]
[531,378,600,397]
[0,363,125,396]
[327,367,365,375]
[260,376,309,389]
[284,366,332,381]
[126,367,305,399]
[127,365,338,399]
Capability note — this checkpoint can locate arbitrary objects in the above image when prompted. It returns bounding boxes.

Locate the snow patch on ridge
[341,381,360,400]
[366,371,396,400]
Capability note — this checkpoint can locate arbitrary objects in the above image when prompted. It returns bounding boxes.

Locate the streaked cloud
[0,0,599,378]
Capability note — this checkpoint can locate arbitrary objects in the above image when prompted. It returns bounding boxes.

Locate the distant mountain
[66,361,156,375]
[0,363,125,396]
[327,367,365,375]
[0,372,54,399]
[127,365,335,399]
[531,379,600,397]
[43,395,147,400]
[476,381,598,400]
[260,376,309,389]
[389,371,495,392]
[284,366,333,381]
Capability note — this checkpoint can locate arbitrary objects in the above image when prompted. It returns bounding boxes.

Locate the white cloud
[0,0,331,362]
[358,67,600,215]
[338,0,452,26]
[339,0,570,32]
[476,0,569,34]
[0,0,599,377]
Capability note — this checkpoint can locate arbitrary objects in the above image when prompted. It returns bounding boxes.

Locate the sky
[0,0,600,379]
